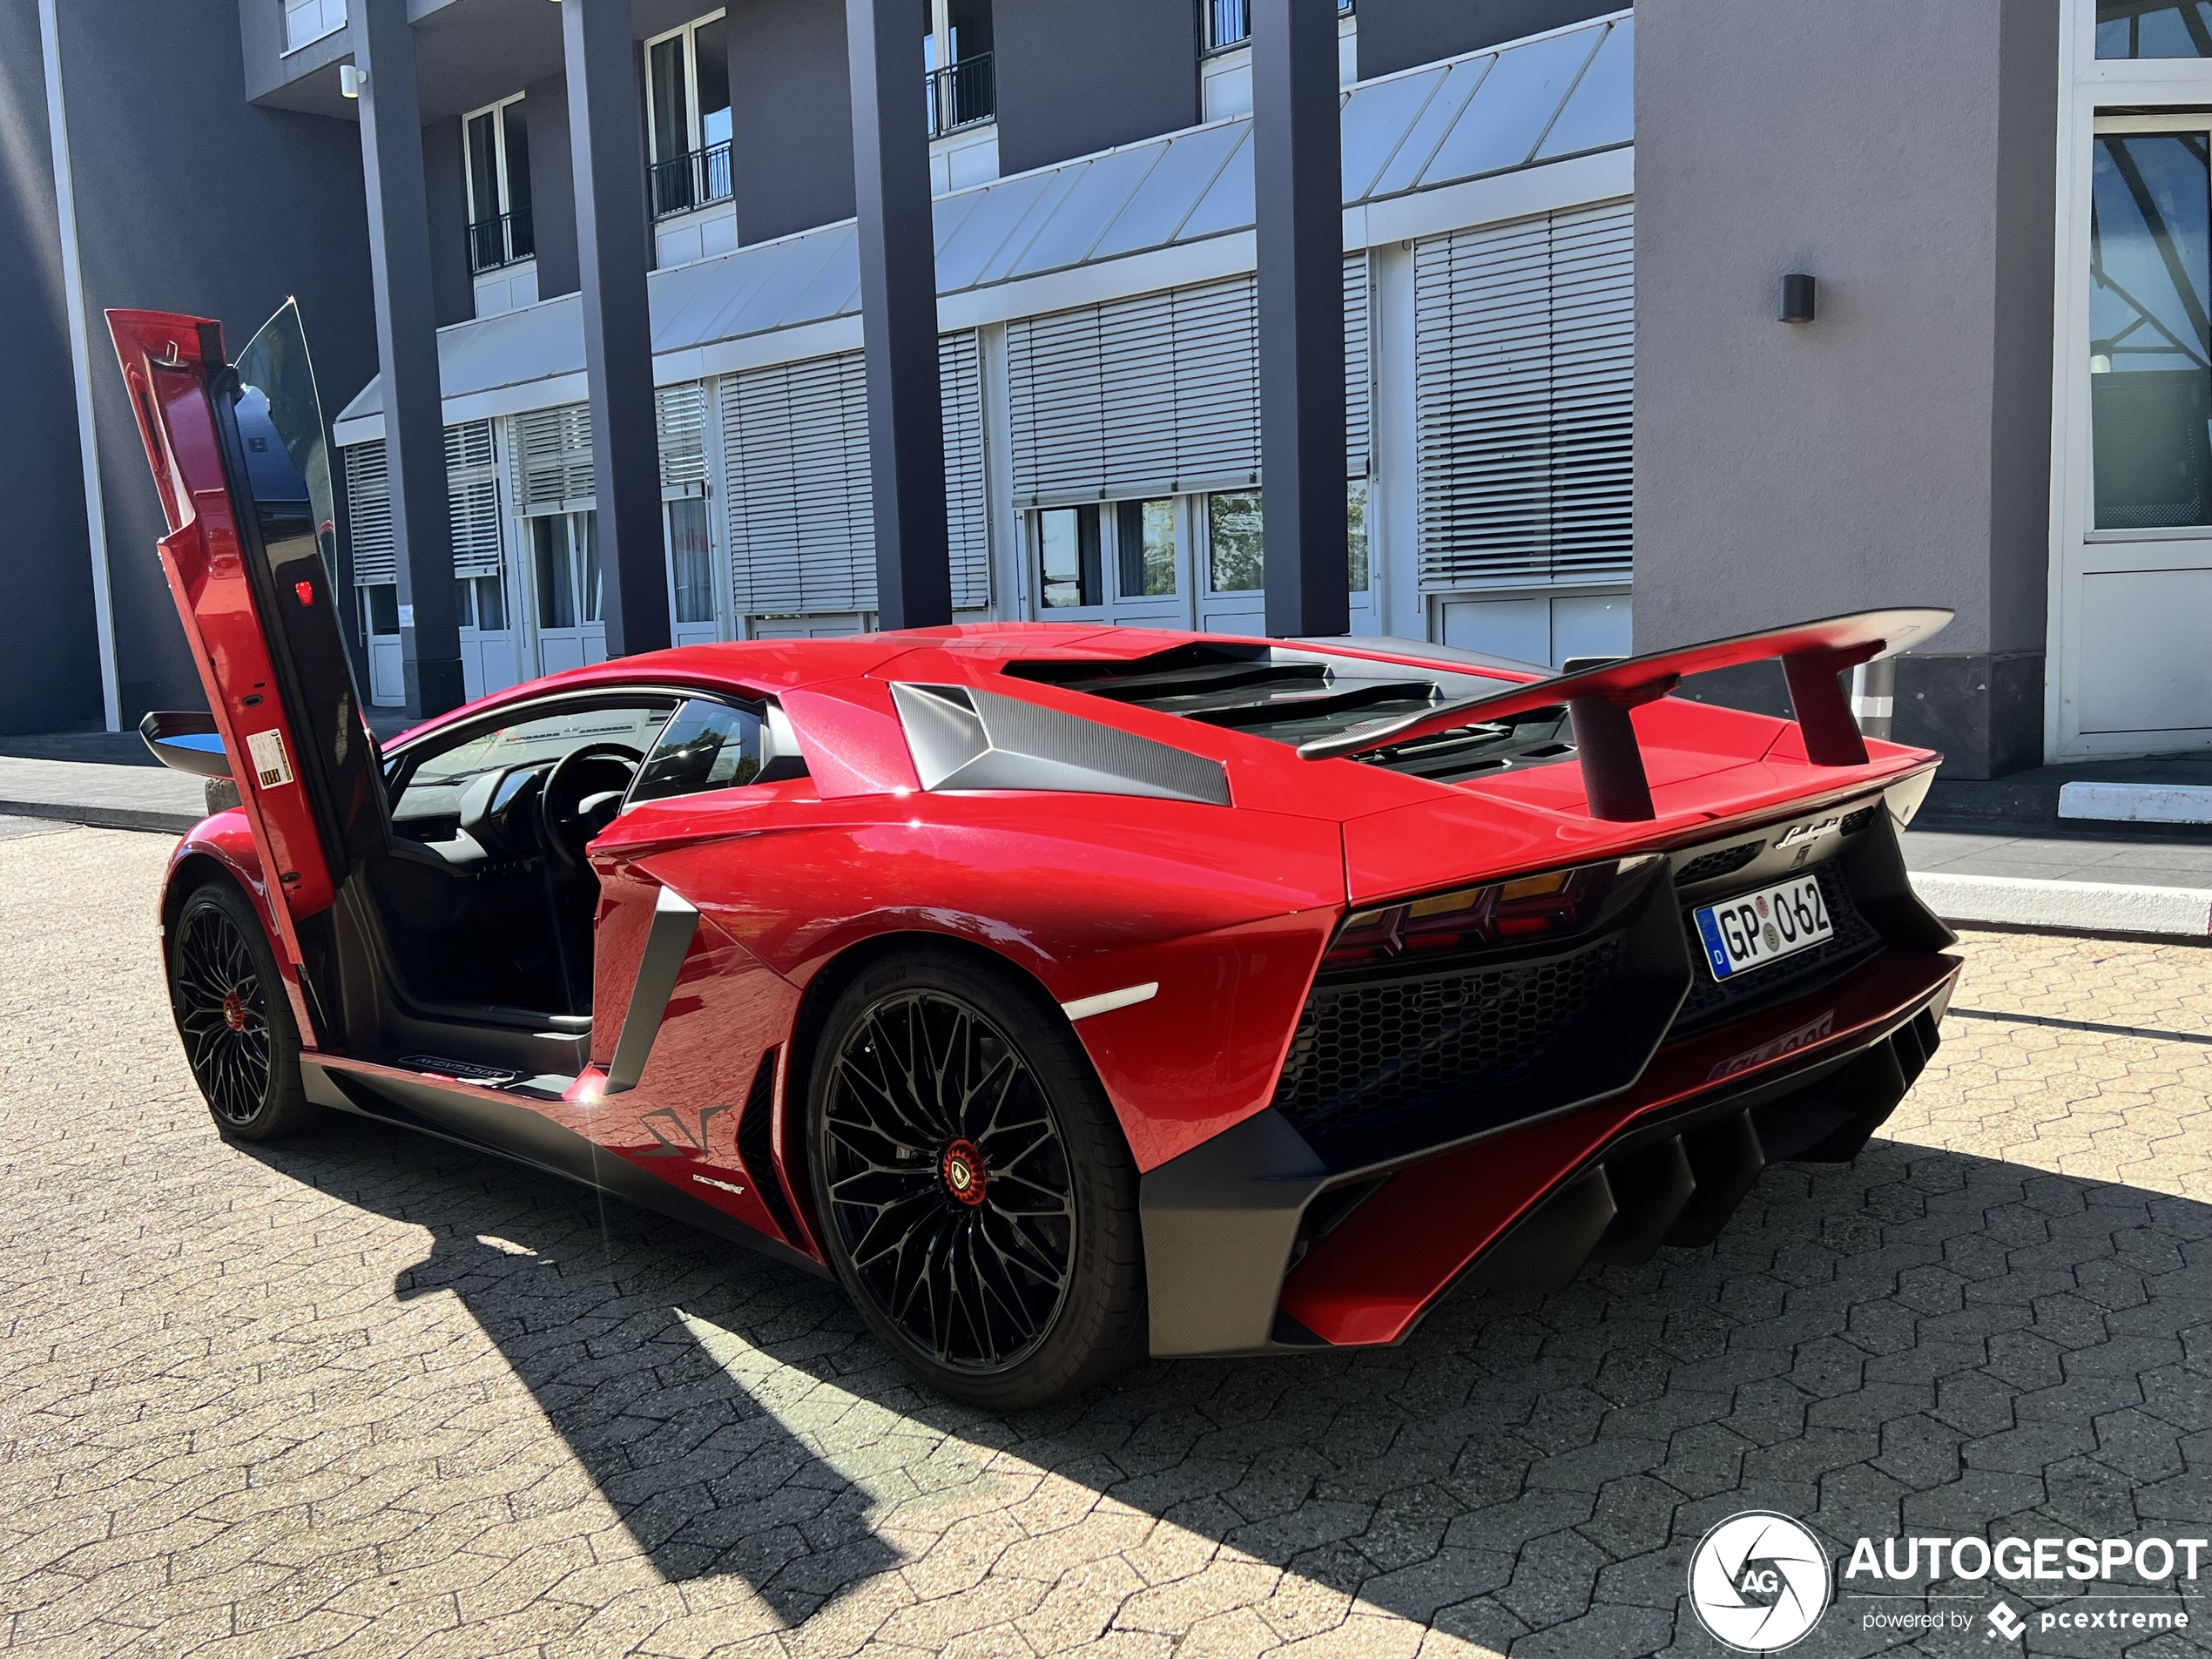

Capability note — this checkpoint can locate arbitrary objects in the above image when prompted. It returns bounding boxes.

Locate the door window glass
[367,583,400,635]
[501,101,534,256]
[1038,505,1100,607]
[629,698,766,804]
[2090,132,2212,528]
[668,499,716,624]
[1347,479,1370,592]
[2099,3,2212,57]
[1115,499,1177,597]
[456,574,506,632]
[577,510,603,623]
[533,516,575,628]
[1208,491,1264,592]
[695,17,732,151]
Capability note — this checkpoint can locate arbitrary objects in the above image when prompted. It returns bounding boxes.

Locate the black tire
[167,878,318,1142]
[805,946,1147,1410]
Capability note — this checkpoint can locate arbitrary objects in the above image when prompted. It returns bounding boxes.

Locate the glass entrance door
[2054,115,2212,754]
[529,510,605,673]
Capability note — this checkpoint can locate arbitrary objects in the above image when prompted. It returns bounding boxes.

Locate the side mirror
[138,711,233,779]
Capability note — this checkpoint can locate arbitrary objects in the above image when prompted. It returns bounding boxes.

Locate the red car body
[114,306,1962,1382]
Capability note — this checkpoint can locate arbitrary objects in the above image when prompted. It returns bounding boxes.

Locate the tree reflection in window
[2098,2,2212,58]
[2090,132,2212,528]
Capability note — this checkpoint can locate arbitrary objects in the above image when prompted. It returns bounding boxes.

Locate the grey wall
[423,115,475,326]
[523,69,579,299]
[728,0,855,245]
[995,0,1198,175]
[1632,0,2059,778]
[1358,0,1622,80]
[60,0,379,722]
[0,0,104,734]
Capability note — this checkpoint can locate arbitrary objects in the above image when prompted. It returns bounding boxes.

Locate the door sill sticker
[246,728,294,788]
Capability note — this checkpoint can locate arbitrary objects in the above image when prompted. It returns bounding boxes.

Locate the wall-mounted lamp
[1779,273,1817,324]
[339,64,364,98]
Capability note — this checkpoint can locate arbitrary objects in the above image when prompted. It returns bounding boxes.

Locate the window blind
[345,441,395,587]
[1006,263,1373,507]
[444,420,503,578]
[1345,252,1372,480]
[513,402,596,513]
[656,381,709,490]
[1413,202,1634,591]
[719,334,988,617]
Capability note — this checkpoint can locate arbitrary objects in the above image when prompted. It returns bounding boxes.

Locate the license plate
[1693,875,1833,981]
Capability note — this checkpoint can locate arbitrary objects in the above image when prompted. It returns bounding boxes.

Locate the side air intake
[891,682,1231,806]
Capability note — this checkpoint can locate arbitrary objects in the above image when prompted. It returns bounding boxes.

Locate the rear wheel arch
[793,931,1148,1406]
[780,929,1133,1240]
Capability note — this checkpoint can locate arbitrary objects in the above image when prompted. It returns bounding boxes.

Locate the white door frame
[2048,2,2212,759]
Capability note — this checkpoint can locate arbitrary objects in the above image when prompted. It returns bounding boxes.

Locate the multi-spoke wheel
[167,879,315,1141]
[806,948,1145,1408]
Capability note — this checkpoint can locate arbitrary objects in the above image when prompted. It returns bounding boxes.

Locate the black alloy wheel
[168,880,315,1140]
[807,948,1145,1408]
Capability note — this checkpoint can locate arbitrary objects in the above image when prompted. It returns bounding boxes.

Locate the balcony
[650,141,734,221]
[1202,0,1352,53]
[927,53,995,138]
[467,208,535,275]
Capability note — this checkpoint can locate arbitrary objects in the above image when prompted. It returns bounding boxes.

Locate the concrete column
[354,0,463,717]
[1254,0,1348,639]
[562,0,669,658]
[846,0,952,631]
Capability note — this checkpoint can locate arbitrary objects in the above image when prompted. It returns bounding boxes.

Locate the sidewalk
[6,729,2209,939]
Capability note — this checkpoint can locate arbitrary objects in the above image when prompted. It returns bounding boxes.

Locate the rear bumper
[1139,946,1959,1357]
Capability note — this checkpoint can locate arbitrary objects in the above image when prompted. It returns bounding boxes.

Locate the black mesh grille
[1839,805,1879,836]
[1273,934,1624,1151]
[737,1049,801,1244]
[1675,841,1764,886]
[1672,860,1881,1035]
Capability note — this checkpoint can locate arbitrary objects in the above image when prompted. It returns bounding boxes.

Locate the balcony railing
[927,53,995,138]
[467,207,535,275]
[650,141,733,221]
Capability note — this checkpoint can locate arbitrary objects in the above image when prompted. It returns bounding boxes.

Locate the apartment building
[14,0,2195,777]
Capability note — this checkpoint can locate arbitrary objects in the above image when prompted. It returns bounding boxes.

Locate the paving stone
[4,839,2210,1655]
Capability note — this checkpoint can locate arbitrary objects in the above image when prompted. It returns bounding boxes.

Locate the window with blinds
[1006,260,1373,509]
[719,333,988,617]
[345,441,395,588]
[1413,202,1634,591]
[513,402,596,513]
[656,381,709,490]
[444,420,502,578]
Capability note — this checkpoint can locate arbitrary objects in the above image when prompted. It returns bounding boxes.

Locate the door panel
[108,306,387,955]
[2080,568,2212,732]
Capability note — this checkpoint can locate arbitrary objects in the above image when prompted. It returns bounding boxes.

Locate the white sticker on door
[246,728,294,789]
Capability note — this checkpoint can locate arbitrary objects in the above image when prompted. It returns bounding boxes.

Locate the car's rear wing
[1298,608,1953,820]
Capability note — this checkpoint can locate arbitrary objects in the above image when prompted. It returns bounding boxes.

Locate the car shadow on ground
[239,1111,2211,1654]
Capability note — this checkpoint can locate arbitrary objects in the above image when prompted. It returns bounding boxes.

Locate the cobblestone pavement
[2,824,2207,1659]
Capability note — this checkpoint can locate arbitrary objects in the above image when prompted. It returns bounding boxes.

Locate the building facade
[12,0,2200,777]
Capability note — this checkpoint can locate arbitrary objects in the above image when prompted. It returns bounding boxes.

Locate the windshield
[234,298,337,579]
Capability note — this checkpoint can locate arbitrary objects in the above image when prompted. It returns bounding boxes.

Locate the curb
[0,799,197,836]
[1909,871,2212,941]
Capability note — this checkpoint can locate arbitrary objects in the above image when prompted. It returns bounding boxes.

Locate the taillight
[1322,857,1656,971]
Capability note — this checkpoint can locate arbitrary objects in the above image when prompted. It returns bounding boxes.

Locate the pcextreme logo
[1688,1512,1833,1652]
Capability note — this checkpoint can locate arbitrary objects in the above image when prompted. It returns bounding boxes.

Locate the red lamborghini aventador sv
[111,305,1962,1408]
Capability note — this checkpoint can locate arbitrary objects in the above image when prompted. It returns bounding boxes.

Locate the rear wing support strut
[1299,608,1954,822]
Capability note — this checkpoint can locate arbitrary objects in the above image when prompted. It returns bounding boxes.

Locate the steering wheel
[540,742,644,873]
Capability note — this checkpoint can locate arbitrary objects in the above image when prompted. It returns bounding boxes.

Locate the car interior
[361,691,800,1041]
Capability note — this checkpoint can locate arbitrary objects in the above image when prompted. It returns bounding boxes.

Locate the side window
[629,699,769,805]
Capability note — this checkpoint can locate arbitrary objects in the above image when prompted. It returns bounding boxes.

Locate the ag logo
[1688,1512,1831,1652]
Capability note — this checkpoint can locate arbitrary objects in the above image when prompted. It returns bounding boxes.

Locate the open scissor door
[108,304,388,1010]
